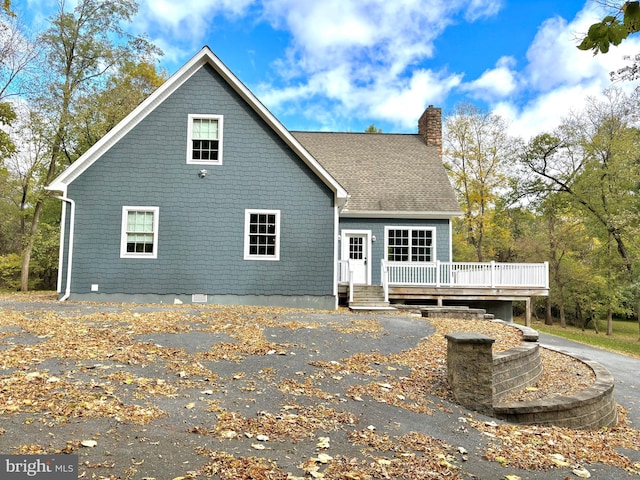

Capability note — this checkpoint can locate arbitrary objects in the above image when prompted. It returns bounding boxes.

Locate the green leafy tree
[444,103,520,262]
[519,88,640,336]
[71,60,167,154]
[18,0,161,291]
[364,123,382,133]
[578,1,640,54]
[579,1,640,81]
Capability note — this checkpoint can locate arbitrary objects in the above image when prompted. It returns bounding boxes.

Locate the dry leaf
[573,467,591,478]
[316,453,333,464]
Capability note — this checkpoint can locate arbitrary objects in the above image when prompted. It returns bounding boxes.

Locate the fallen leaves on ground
[0,297,638,479]
[471,408,640,471]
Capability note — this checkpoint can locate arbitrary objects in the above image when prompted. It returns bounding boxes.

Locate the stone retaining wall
[445,331,617,429]
[493,342,542,403]
[494,352,618,429]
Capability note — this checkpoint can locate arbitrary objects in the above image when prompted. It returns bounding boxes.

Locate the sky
[17,0,640,139]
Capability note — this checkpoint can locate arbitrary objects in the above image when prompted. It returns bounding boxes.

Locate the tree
[0,14,38,164]
[519,88,640,336]
[18,0,161,291]
[364,124,382,133]
[444,103,520,262]
[578,1,640,81]
[578,1,640,54]
[71,60,166,154]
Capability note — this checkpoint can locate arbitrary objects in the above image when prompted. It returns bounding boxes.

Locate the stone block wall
[445,332,617,429]
[494,355,618,429]
[493,343,542,403]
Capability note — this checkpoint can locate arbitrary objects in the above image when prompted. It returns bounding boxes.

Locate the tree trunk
[20,199,44,291]
[558,286,566,327]
[545,297,553,325]
[607,307,613,336]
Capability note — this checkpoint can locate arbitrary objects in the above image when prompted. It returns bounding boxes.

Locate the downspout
[56,196,76,301]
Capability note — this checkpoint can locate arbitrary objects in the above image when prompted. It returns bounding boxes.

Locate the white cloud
[487,3,640,140]
[494,84,602,140]
[257,0,502,129]
[135,0,256,54]
[460,56,519,101]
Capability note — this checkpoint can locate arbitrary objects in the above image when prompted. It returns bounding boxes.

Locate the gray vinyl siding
[339,217,451,284]
[65,63,335,299]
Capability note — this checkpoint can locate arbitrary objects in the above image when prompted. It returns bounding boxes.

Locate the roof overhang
[340,210,463,219]
[47,46,349,206]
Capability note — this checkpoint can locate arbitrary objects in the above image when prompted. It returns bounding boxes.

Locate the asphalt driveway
[0,296,639,479]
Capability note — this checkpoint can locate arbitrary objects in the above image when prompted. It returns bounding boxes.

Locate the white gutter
[56,196,75,301]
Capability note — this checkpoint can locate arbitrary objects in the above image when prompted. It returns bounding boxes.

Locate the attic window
[187,114,223,165]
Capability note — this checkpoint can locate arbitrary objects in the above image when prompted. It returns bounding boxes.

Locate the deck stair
[348,285,395,311]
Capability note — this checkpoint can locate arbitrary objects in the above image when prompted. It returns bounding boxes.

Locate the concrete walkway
[538,332,640,428]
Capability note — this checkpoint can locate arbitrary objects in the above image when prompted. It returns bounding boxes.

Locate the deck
[339,260,549,324]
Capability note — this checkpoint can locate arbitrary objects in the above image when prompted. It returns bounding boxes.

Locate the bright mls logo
[0,455,77,479]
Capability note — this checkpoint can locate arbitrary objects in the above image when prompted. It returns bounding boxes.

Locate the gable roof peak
[47,46,347,205]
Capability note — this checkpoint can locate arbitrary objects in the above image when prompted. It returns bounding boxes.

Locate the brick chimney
[418,105,442,153]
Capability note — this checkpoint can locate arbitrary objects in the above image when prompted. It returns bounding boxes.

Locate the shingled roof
[291,131,462,217]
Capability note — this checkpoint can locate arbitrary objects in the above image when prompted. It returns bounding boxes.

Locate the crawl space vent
[191,294,208,303]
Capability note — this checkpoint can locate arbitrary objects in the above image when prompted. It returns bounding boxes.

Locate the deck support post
[525,297,531,327]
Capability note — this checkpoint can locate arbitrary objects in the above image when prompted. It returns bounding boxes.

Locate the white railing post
[381,259,389,303]
[490,260,495,288]
[348,260,354,304]
[436,260,441,287]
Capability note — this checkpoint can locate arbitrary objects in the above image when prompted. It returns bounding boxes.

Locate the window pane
[191,119,220,161]
[192,118,218,140]
[125,210,155,255]
[247,211,278,258]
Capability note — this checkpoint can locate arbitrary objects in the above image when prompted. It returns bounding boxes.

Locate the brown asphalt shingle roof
[291,132,461,215]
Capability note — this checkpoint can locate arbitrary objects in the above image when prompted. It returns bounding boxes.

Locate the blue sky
[18,0,640,138]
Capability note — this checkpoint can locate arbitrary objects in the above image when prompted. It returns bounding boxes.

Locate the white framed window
[120,206,159,259]
[244,209,280,261]
[385,226,435,262]
[187,114,223,165]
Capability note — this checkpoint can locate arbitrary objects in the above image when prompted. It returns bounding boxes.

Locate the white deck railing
[339,260,549,299]
[383,260,549,288]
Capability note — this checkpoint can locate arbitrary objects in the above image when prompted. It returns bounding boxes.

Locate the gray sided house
[47,46,461,310]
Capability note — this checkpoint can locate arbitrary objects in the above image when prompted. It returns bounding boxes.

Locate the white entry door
[342,231,371,285]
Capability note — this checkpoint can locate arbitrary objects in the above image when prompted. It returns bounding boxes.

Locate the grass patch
[516,317,640,358]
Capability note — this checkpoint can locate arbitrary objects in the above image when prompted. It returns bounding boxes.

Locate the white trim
[47,47,348,207]
[120,206,160,259]
[341,229,372,285]
[186,114,224,165]
[384,226,436,262]
[244,209,281,261]
[448,218,453,262]
[340,210,462,219]
[333,204,339,301]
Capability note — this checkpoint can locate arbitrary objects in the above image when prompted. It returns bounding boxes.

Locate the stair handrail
[381,259,389,303]
[348,260,354,304]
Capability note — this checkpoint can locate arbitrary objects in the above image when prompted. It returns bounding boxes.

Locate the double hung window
[120,207,159,259]
[187,114,223,164]
[244,209,280,261]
